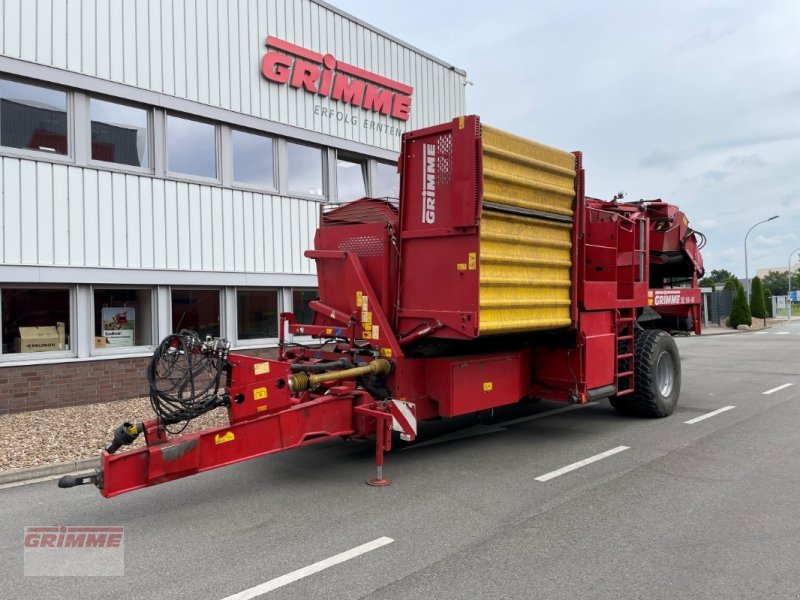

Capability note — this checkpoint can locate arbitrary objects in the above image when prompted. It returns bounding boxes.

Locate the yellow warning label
[254,387,267,401]
[362,296,369,311]
[457,263,467,271]
[253,362,270,375]
[483,382,493,392]
[468,252,477,270]
[325,328,333,335]
[459,115,465,129]
[362,311,372,324]
[356,291,363,307]
[363,322,372,331]
[215,431,235,444]
[380,348,392,357]
[363,330,372,340]
[256,405,267,412]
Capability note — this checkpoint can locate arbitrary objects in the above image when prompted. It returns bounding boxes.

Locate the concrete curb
[0,457,100,486]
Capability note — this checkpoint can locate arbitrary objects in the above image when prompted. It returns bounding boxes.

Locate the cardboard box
[15,322,66,353]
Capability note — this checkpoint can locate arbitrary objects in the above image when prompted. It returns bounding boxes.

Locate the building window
[375,161,400,199]
[1,288,70,354]
[0,78,68,156]
[292,289,318,326]
[167,114,217,178]
[232,129,274,189]
[287,142,324,197]
[237,289,279,340]
[93,288,153,349]
[336,156,367,202]
[90,98,150,168]
[171,289,220,338]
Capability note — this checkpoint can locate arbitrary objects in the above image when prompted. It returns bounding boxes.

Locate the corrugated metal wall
[0,156,318,274]
[0,0,466,153]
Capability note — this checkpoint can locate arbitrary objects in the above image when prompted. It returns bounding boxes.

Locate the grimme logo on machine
[261,36,413,121]
[422,143,437,224]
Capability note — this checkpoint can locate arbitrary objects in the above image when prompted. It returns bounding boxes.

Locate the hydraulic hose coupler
[104,422,143,454]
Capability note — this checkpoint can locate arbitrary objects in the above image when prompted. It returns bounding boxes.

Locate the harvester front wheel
[610,329,680,418]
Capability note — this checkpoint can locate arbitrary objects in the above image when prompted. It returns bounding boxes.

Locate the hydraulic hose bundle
[145,331,230,432]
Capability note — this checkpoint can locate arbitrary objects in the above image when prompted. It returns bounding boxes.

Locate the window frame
[86,95,154,175]
[0,284,77,362]
[165,112,221,184]
[0,74,74,164]
[284,139,327,201]
[233,287,281,348]
[90,285,157,356]
[169,287,223,340]
[230,127,278,194]
[372,159,401,200]
[335,152,369,203]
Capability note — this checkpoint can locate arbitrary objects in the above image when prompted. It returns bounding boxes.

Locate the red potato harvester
[59,115,704,498]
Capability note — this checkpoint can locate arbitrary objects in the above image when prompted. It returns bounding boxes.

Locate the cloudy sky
[333,0,800,277]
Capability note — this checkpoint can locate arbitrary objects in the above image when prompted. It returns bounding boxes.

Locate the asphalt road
[2,321,800,599]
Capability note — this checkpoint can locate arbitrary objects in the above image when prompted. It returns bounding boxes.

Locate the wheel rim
[656,350,675,397]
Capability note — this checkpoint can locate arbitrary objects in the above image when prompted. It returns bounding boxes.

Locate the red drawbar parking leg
[367,412,392,487]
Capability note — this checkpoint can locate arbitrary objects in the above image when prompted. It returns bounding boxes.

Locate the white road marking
[763,383,794,395]
[535,446,629,482]
[753,331,768,335]
[220,537,394,600]
[684,405,735,424]
[776,331,790,335]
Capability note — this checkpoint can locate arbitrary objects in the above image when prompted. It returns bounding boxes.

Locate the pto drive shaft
[288,358,392,392]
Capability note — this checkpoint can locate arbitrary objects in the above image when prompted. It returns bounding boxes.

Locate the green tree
[762,270,790,296]
[709,268,735,283]
[750,276,767,319]
[724,277,741,292]
[729,282,752,328]
[698,276,715,288]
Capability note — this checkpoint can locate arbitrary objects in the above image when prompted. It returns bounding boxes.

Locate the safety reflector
[389,399,417,440]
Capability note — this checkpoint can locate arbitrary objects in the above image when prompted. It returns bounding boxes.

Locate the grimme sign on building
[261,36,414,134]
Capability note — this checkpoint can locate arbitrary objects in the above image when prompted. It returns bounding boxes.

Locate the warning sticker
[254,362,270,375]
[254,387,268,401]
[215,431,235,444]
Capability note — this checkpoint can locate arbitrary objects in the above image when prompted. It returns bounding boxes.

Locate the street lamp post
[744,215,779,303]
[789,247,800,320]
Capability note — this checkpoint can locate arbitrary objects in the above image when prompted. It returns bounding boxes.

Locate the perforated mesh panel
[338,236,384,257]
[436,133,452,185]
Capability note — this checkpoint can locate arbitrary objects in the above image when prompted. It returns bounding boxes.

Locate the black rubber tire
[610,329,681,418]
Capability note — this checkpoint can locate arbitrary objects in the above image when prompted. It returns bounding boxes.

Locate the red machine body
[73,116,704,498]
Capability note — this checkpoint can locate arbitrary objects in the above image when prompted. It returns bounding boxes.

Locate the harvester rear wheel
[610,329,680,418]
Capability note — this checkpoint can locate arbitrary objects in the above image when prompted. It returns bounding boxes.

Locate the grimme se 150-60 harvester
[60,115,704,498]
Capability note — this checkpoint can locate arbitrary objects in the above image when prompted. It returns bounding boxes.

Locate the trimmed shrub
[750,276,767,319]
[729,283,752,328]
[764,288,773,317]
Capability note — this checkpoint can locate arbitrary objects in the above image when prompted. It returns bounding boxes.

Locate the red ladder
[615,308,636,395]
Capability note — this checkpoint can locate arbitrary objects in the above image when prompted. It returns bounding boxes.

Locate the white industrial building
[0,0,466,412]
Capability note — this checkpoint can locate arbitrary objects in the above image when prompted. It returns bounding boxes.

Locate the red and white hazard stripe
[389,399,417,440]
